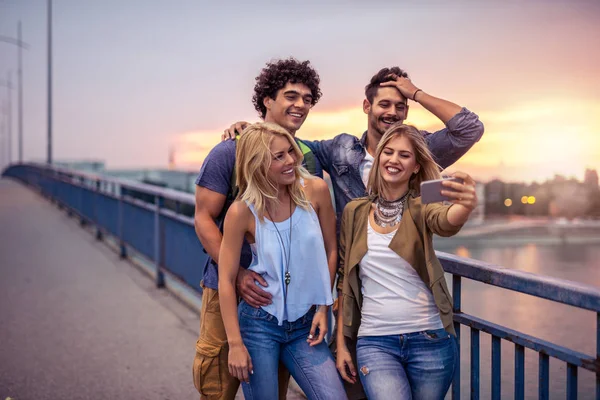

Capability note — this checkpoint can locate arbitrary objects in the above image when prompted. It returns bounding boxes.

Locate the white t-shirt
[357,222,444,337]
[359,151,374,188]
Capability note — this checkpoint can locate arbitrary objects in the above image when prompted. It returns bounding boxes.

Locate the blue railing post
[154,195,165,288]
[118,186,127,259]
[567,363,578,400]
[452,274,462,400]
[79,176,87,226]
[539,353,549,400]
[515,344,525,400]
[492,336,501,400]
[67,173,74,217]
[471,328,480,399]
[95,179,103,241]
[48,168,55,203]
[56,171,64,210]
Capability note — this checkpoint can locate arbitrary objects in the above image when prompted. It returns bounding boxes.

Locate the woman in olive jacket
[335,123,478,400]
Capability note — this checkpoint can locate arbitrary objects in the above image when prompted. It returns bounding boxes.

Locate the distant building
[466,182,485,225]
[484,179,508,215]
[168,147,176,171]
[584,169,599,188]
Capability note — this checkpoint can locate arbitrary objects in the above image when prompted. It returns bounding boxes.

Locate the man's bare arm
[194,186,227,262]
[194,185,272,306]
[380,75,461,124]
[411,90,462,125]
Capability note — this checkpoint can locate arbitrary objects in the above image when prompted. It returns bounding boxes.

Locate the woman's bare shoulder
[303,177,331,204]
[304,176,328,192]
[225,200,252,223]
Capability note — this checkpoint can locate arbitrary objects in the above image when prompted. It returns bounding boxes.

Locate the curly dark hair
[252,58,322,119]
[365,67,410,103]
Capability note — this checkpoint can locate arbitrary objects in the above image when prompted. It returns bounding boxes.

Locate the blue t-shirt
[195,138,322,290]
[195,140,252,290]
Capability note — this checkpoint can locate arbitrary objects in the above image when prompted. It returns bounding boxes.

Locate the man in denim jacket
[309,67,483,400]
[304,67,484,222]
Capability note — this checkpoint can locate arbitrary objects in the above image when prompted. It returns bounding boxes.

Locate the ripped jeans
[356,329,457,400]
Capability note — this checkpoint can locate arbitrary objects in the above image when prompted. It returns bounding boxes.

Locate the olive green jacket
[338,192,461,339]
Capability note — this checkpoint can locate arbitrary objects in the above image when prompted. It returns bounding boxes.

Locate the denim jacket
[303,107,484,221]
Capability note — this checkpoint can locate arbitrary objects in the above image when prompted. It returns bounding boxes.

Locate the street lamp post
[1,99,4,167]
[6,73,12,164]
[0,21,29,163]
[47,0,53,165]
[18,21,24,163]
[0,73,14,166]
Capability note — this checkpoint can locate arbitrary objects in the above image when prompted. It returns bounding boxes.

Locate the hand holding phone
[420,177,463,204]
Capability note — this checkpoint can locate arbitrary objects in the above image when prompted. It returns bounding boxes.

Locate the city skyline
[0,0,599,183]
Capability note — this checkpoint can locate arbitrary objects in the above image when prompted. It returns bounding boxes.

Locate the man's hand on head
[236,268,272,308]
[380,74,421,102]
[221,121,250,141]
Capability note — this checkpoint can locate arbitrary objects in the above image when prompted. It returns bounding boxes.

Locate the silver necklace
[266,199,293,301]
[373,191,409,228]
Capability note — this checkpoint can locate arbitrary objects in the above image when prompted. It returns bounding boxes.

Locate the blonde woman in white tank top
[219,123,347,400]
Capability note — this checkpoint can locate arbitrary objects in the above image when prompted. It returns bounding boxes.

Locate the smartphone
[420,177,463,204]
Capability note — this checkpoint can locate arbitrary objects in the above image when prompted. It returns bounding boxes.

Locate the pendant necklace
[266,198,293,302]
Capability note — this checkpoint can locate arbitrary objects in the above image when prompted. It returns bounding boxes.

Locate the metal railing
[440,253,600,399]
[3,163,205,292]
[3,163,599,400]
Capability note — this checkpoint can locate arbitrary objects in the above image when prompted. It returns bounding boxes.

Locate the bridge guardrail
[3,163,599,400]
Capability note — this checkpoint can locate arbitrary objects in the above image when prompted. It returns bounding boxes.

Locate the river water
[435,226,600,399]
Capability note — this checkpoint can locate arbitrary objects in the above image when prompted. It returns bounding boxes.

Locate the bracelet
[412,88,423,101]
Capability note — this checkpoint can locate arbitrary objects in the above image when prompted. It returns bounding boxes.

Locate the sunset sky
[0,0,599,183]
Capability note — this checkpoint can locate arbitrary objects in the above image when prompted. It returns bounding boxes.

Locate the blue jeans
[238,301,347,400]
[356,329,457,400]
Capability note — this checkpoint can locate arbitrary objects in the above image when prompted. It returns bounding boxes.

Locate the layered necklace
[266,198,293,301]
[373,191,410,228]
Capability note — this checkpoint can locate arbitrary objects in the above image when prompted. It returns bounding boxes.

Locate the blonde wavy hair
[368,123,442,198]
[236,122,312,220]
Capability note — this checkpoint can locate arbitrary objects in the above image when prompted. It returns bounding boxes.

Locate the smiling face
[364,86,409,138]
[378,134,420,189]
[263,82,313,135]
[267,133,298,187]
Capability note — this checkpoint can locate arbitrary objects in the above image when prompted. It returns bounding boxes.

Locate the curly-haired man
[191,58,325,400]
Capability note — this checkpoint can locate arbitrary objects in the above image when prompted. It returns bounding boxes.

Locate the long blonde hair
[368,123,442,197]
[236,122,312,220]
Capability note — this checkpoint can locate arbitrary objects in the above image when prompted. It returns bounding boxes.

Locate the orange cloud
[172,107,441,168]
[174,99,600,183]
[171,130,223,169]
[460,99,600,181]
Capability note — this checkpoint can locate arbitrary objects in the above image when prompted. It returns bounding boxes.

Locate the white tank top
[357,222,443,337]
[247,203,333,325]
